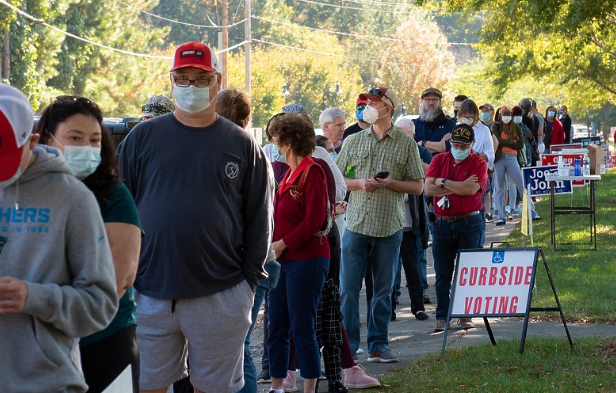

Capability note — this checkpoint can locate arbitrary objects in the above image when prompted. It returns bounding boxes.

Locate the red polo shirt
[426,151,487,216]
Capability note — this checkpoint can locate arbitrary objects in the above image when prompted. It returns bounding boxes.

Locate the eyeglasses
[54,95,99,109]
[172,73,218,88]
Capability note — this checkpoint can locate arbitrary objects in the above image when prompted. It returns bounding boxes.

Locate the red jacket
[550,118,565,145]
[273,156,330,261]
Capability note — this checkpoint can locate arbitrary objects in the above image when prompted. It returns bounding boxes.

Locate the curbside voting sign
[450,249,538,317]
[523,165,572,196]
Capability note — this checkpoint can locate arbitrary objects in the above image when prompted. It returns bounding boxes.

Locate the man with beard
[413,88,457,155]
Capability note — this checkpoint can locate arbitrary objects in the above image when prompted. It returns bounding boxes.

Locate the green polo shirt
[336,124,424,237]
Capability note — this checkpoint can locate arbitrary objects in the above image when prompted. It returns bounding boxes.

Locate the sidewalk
[249,216,616,392]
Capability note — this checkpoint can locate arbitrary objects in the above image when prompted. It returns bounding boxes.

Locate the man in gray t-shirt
[118,41,274,393]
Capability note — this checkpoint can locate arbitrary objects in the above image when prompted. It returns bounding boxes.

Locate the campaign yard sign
[540,154,586,187]
[523,165,572,196]
[450,249,538,317]
[551,143,583,152]
[572,136,601,146]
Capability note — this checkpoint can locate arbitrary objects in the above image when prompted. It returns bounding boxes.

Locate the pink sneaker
[342,365,380,389]
[283,370,297,392]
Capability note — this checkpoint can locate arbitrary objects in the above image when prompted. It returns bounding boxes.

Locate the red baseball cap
[0,84,34,182]
[170,42,219,72]
[356,94,368,106]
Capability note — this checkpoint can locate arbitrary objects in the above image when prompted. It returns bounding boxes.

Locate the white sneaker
[356,348,364,354]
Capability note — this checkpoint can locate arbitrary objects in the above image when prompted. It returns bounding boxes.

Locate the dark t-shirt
[343,122,364,140]
[118,114,274,298]
[81,182,141,346]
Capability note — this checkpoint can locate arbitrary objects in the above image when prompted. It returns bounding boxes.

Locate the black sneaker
[415,311,429,321]
[328,380,349,393]
[495,220,506,226]
[257,370,271,384]
[423,293,431,304]
[485,213,493,223]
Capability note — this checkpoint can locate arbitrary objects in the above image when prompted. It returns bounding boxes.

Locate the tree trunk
[2,31,9,80]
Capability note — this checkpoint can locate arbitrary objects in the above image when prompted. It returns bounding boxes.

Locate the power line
[112,0,246,29]
[0,0,246,59]
[290,0,417,13]
[253,15,474,46]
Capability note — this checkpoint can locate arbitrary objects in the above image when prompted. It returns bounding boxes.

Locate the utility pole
[221,0,229,89]
[244,0,251,98]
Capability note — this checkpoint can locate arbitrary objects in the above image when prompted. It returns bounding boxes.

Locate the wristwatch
[440,178,447,188]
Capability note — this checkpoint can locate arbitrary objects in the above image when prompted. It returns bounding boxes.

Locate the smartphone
[374,171,390,179]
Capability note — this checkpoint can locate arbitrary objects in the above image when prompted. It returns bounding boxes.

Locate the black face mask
[453,110,459,118]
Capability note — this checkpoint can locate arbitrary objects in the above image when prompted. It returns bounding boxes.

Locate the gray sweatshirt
[0,146,117,393]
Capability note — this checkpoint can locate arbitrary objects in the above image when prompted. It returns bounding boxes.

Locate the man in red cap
[342,94,371,141]
[0,83,117,393]
[118,42,274,393]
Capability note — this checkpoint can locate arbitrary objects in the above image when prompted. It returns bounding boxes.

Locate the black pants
[80,325,139,393]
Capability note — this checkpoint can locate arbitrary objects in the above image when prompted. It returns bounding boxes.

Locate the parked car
[572,124,592,140]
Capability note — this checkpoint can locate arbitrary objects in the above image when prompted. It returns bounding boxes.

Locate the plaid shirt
[336,125,424,237]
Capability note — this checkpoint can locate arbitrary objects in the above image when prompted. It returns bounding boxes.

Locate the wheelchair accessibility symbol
[492,251,505,264]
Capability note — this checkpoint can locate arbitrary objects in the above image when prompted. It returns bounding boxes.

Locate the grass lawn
[370,337,616,392]
[506,169,616,323]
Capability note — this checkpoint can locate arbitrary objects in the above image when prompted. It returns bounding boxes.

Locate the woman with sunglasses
[36,96,142,393]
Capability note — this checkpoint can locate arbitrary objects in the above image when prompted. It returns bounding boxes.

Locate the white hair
[394,116,415,131]
[418,101,442,122]
[319,107,345,128]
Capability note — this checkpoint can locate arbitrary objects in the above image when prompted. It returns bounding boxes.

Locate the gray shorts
[135,281,254,392]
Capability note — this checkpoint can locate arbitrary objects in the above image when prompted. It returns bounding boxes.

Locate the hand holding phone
[374,171,390,179]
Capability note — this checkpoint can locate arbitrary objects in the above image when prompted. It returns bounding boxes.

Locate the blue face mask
[356,107,365,122]
[513,116,523,124]
[480,112,491,121]
[451,146,470,161]
[271,144,280,162]
[548,111,556,118]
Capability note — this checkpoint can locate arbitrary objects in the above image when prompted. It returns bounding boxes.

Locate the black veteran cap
[451,124,474,144]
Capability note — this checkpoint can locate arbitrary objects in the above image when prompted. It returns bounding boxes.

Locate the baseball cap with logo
[450,124,474,145]
[0,83,34,182]
[363,87,398,109]
[170,42,219,73]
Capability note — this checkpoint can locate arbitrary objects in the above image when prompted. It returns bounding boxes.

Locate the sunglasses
[368,88,394,108]
[142,103,171,114]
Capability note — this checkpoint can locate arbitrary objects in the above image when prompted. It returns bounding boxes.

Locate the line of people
[0,37,575,393]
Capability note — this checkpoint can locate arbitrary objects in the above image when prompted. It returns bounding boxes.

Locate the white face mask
[362,105,387,124]
[460,117,474,126]
[172,83,216,113]
[501,116,512,124]
[64,145,102,180]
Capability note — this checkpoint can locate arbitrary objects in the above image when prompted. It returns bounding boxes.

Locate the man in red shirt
[425,124,487,332]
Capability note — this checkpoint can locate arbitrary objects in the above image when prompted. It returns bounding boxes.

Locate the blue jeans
[340,229,403,353]
[416,230,428,293]
[494,154,536,222]
[238,260,280,393]
[268,258,328,379]
[432,214,482,320]
[479,189,487,248]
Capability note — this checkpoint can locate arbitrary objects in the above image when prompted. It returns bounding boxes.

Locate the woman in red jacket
[266,112,330,393]
[544,105,565,152]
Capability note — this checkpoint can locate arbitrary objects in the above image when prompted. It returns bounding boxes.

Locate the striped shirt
[336,125,424,237]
